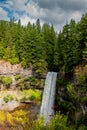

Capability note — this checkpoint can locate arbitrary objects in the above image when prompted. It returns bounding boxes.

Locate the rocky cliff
[0,60,33,90]
[0,60,33,76]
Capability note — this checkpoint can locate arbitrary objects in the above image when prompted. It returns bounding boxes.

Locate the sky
[0,0,87,32]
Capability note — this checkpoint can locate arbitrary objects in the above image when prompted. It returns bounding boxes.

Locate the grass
[20,89,42,102]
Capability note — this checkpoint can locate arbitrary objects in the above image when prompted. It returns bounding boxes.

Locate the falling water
[40,72,57,125]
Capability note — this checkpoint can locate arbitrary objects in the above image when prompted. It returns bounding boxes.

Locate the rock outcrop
[0,60,33,89]
[0,60,33,76]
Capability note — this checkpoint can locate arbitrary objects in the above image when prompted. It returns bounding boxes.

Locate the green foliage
[78,73,86,86]
[81,96,87,103]
[0,13,87,73]
[32,113,69,130]
[66,83,77,100]
[0,41,5,58]
[67,83,78,100]
[67,83,75,93]
[0,14,86,73]
[9,45,19,64]
[78,125,87,130]
[29,77,38,86]
[3,47,11,61]
[57,79,68,88]
[32,116,45,130]
[0,76,12,85]
[18,76,44,90]
[29,95,36,101]
[48,112,68,130]
[0,19,48,74]
[1,15,87,130]
[3,96,9,103]
[3,94,14,103]
[20,89,41,102]
[15,74,21,81]
[21,95,27,102]
[42,24,57,70]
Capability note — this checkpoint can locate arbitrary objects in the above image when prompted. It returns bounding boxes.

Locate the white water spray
[40,72,57,125]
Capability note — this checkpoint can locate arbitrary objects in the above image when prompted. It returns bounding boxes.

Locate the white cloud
[20,14,44,28]
[69,11,82,22]
[0,7,9,20]
[0,0,87,31]
[25,0,46,18]
[20,15,36,25]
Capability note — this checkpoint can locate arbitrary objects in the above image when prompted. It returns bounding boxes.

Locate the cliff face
[0,60,33,76]
[0,60,43,130]
[56,66,87,126]
[0,60,33,89]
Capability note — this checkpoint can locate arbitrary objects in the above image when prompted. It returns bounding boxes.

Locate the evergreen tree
[42,24,57,70]
[36,19,41,33]
[0,14,87,74]
[79,13,87,63]
[54,31,64,70]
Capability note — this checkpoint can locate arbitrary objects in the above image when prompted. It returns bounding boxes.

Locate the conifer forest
[0,13,87,129]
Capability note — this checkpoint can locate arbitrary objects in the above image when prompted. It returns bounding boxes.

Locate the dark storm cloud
[37,0,87,31]
[57,0,87,11]
[38,0,87,11]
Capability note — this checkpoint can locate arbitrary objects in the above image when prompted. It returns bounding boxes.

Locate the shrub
[32,116,45,130]
[20,89,42,102]
[29,95,36,101]
[15,74,21,81]
[20,83,25,90]
[27,89,41,101]
[3,96,9,103]
[32,112,69,130]
[9,57,19,64]
[21,95,27,102]
[9,94,14,101]
[78,125,87,130]
[57,79,68,87]
[66,83,77,100]
[3,94,14,103]
[81,96,87,103]
[0,110,30,129]
[48,112,68,130]
[0,76,12,85]
[29,77,38,86]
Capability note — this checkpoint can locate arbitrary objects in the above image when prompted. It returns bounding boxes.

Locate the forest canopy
[0,13,87,74]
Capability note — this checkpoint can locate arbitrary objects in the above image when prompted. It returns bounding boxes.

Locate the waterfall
[40,72,57,125]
